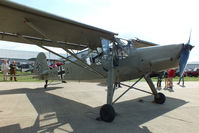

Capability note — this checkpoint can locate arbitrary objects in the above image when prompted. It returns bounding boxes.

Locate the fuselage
[62,43,184,82]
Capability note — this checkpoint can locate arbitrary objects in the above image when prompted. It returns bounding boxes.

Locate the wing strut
[17,34,103,77]
[23,19,105,78]
[63,48,104,77]
[16,34,79,67]
[24,18,48,38]
[24,18,104,77]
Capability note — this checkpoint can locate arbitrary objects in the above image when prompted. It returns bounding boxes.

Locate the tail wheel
[154,93,166,104]
[100,104,115,122]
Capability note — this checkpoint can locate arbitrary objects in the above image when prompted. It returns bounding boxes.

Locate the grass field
[151,76,199,82]
[0,71,40,82]
[0,71,199,82]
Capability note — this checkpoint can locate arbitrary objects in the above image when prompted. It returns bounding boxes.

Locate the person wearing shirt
[168,69,175,89]
[10,61,17,81]
[1,60,9,81]
[177,72,185,87]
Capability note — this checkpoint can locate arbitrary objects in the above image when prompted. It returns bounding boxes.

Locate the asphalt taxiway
[0,81,199,133]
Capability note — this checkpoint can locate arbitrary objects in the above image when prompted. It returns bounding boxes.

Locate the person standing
[168,69,175,88]
[164,70,169,89]
[1,60,9,81]
[50,60,57,68]
[10,61,17,81]
[56,62,66,83]
[178,72,185,87]
[157,72,164,88]
[115,82,121,88]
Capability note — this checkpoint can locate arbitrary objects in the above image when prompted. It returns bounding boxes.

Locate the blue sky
[0,0,198,62]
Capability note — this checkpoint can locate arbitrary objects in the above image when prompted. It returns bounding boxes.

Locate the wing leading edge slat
[132,38,159,48]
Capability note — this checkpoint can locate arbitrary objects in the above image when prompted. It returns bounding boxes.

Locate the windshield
[115,38,134,59]
[115,38,129,46]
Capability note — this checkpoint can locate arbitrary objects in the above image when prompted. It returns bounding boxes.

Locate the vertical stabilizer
[34,52,49,75]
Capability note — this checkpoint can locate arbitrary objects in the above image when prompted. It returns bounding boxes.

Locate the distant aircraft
[0,1,194,122]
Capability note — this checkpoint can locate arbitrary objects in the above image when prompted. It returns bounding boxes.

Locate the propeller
[179,32,194,77]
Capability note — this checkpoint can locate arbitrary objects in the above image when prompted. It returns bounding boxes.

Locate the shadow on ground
[0,86,187,133]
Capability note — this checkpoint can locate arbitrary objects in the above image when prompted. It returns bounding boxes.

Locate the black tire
[154,93,166,104]
[100,104,115,122]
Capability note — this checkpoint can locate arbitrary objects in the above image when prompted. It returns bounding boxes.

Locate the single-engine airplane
[0,1,194,122]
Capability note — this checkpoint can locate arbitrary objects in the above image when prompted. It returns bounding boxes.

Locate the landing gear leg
[100,54,115,122]
[44,80,48,89]
[144,75,166,104]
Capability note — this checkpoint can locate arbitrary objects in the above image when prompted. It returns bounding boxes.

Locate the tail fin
[34,52,49,75]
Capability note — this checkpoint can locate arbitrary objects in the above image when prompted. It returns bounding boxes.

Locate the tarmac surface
[0,81,199,133]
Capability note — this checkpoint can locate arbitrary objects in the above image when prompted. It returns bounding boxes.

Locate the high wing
[131,38,158,48]
[0,1,117,50]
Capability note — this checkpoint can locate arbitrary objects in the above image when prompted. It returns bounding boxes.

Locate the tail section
[34,52,49,75]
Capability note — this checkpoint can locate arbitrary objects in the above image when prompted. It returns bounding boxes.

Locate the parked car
[185,69,192,77]
[186,68,199,77]
[18,64,33,72]
[191,68,199,77]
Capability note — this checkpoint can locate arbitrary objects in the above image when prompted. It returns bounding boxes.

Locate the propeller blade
[187,30,192,44]
[179,44,194,77]
[179,30,194,77]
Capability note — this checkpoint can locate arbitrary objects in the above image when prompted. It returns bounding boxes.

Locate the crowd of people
[164,69,175,89]
[1,60,17,81]
[1,59,67,82]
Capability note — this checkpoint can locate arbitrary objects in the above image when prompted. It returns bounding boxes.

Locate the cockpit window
[86,38,134,66]
[88,48,103,65]
[101,38,113,55]
[116,38,128,46]
[115,38,133,59]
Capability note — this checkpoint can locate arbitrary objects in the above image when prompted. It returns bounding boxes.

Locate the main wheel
[100,104,115,122]
[154,93,166,104]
